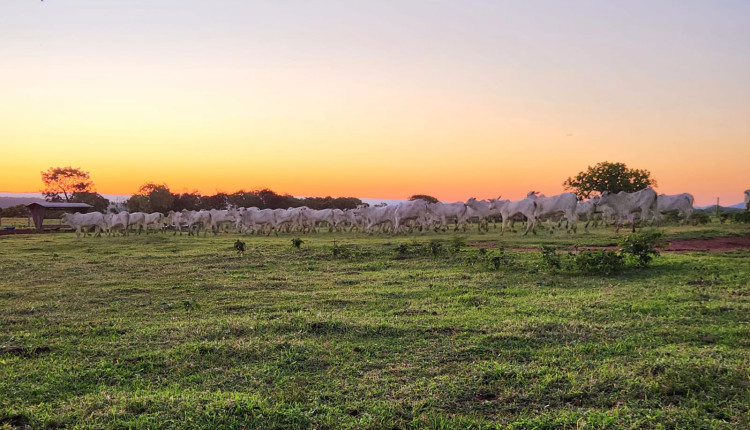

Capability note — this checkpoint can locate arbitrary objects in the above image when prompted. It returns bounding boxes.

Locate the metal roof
[25,202,93,209]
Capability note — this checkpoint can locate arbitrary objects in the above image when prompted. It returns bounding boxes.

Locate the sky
[1,0,749,205]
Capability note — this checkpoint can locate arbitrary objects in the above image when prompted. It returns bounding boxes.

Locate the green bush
[428,240,445,256]
[619,231,662,267]
[539,246,562,270]
[233,240,246,257]
[731,211,750,223]
[572,249,625,275]
[485,248,514,271]
[689,211,711,225]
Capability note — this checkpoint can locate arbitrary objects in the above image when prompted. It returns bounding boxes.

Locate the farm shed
[25,202,93,230]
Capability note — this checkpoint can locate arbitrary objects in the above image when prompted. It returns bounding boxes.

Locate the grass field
[1,224,748,429]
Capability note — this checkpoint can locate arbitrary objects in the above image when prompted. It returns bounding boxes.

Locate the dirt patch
[468,235,750,253]
[665,235,750,252]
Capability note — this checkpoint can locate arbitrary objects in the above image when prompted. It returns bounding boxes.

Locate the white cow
[105,211,130,236]
[527,192,579,233]
[128,212,147,235]
[596,188,658,233]
[428,202,468,232]
[181,210,211,236]
[575,199,600,231]
[745,189,750,211]
[143,212,165,233]
[362,205,397,233]
[207,209,239,234]
[393,200,430,233]
[61,212,108,238]
[490,196,537,235]
[237,207,276,235]
[465,198,498,232]
[656,193,694,224]
[167,211,186,235]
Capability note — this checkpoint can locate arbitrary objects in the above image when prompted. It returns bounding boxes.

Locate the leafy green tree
[0,204,30,218]
[409,194,439,203]
[126,183,174,213]
[125,195,150,213]
[563,162,656,199]
[200,193,229,210]
[172,191,203,212]
[71,191,110,213]
[227,190,263,209]
[40,166,94,202]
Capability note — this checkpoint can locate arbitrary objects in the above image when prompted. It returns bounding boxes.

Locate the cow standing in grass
[61,212,108,239]
[655,193,695,224]
[596,188,658,233]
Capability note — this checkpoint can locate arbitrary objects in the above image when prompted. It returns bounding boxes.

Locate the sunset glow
[2,1,749,205]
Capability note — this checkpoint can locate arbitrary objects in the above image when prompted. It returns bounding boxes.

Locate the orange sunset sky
[1,1,749,206]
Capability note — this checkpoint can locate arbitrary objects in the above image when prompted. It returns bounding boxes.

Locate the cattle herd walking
[59,188,748,238]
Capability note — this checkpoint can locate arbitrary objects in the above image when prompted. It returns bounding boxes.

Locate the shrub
[233,240,246,257]
[539,246,562,270]
[689,211,711,225]
[619,231,663,267]
[449,236,466,254]
[486,248,514,270]
[428,240,445,256]
[395,243,410,258]
[732,211,750,223]
[291,238,304,249]
[572,249,625,275]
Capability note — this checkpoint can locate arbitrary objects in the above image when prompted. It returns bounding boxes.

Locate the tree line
[124,183,365,214]
[1,162,661,218]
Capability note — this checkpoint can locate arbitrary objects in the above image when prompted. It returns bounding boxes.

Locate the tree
[227,190,263,209]
[172,191,203,212]
[128,183,174,214]
[200,193,229,210]
[409,194,439,204]
[41,166,94,202]
[71,191,110,213]
[563,162,656,199]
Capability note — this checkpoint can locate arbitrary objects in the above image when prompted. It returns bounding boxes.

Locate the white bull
[362,205,397,233]
[656,193,694,224]
[61,212,108,238]
[465,198,498,232]
[428,202,468,231]
[394,200,430,233]
[745,189,750,211]
[596,188,658,233]
[527,192,579,233]
[105,211,130,236]
[490,196,537,235]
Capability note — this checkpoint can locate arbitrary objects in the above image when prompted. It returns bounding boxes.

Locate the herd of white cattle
[56,188,737,239]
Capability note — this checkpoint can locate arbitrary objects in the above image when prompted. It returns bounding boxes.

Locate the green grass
[1,224,748,429]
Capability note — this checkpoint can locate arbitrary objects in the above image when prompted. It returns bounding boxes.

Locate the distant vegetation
[125,184,365,214]
[564,161,656,199]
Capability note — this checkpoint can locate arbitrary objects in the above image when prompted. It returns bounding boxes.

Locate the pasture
[1,224,748,429]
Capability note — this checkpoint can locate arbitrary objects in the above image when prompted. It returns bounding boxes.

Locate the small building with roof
[25,202,94,230]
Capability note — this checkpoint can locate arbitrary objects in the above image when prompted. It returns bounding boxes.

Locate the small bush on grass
[233,240,246,257]
[689,211,710,225]
[731,211,750,223]
[428,240,445,256]
[290,238,304,249]
[572,249,625,275]
[539,246,562,271]
[619,231,663,267]
[464,247,515,271]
